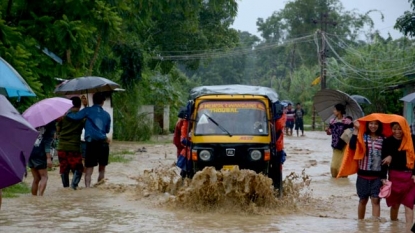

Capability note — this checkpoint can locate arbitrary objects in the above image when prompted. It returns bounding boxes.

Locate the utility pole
[311,12,337,130]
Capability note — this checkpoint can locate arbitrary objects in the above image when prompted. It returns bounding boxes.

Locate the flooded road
[0,132,410,232]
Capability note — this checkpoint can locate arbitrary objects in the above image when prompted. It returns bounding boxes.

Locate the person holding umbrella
[66,92,111,188]
[325,103,353,178]
[56,97,85,190]
[22,97,73,196]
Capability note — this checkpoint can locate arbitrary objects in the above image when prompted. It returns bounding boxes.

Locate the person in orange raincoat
[173,107,186,157]
[383,121,415,232]
[269,108,286,189]
[275,112,286,152]
[338,114,415,230]
[178,115,193,179]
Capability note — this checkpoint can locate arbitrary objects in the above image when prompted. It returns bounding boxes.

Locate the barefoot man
[66,92,111,187]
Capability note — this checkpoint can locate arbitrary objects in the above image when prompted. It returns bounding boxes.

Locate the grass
[146,139,172,144]
[2,183,31,198]
[303,114,326,131]
[109,150,134,163]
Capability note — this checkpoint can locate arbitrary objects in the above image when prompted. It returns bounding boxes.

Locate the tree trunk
[6,0,13,21]
[88,34,102,76]
[66,49,72,65]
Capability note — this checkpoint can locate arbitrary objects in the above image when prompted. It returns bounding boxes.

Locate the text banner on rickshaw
[198,101,265,113]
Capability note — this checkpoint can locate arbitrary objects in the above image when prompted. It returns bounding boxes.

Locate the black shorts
[28,157,47,170]
[286,121,294,129]
[85,141,109,168]
[295,118,304,130]
[80,141,87,159]
[356,176,381,200]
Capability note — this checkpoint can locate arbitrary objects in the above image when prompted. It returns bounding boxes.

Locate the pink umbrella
[22,97,72,128]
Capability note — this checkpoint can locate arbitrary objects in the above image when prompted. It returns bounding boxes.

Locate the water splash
[133,164,312,214]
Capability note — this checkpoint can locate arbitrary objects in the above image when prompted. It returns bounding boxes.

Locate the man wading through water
[66,92,111,187]
[56,97,85,189]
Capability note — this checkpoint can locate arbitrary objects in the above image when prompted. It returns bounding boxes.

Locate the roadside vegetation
[1,0,414,138]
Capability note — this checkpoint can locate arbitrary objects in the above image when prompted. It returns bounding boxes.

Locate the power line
[324,34,415,80]
[151,34,315,60]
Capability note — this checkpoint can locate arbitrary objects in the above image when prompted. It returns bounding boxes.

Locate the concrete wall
[138,105,155,126]
[163,105,170,132]
[138,105,170,133]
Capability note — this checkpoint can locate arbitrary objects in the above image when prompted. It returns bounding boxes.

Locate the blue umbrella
[0,57,36,97]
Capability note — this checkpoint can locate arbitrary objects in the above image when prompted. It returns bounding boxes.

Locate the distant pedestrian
[294,103,305,137]
[56,97,85,190]
[285,103,295,136]
[66,92,111,188]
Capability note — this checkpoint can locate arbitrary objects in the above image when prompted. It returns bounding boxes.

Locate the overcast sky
[232,0,412,40]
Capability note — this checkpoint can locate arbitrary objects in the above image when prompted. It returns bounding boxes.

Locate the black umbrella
[313,89,364,123]
[281,99,293,106]
[54,76,121,95]
[351,95,371,104]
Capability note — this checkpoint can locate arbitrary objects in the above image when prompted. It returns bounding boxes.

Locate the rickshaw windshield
[194,100,268,136]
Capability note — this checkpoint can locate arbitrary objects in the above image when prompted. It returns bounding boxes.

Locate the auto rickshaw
[184,84,285,196]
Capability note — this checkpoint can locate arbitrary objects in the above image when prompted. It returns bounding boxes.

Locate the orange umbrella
[337,113,415,178]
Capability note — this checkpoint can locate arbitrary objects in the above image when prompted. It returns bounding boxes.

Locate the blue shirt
[66,104,111,142]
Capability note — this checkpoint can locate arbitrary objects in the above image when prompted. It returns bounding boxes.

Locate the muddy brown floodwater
[0,131,410,232]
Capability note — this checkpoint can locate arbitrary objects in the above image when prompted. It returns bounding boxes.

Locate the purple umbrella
[22,97,72,128]
[0,95,38,189]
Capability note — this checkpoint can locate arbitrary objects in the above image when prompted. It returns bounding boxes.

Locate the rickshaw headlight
[250,150,262,161]
[199,150,212,161]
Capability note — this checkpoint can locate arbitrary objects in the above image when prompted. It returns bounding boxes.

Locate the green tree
[325,34,415,113]
[395,0,415,37]
[254,0,377,94]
